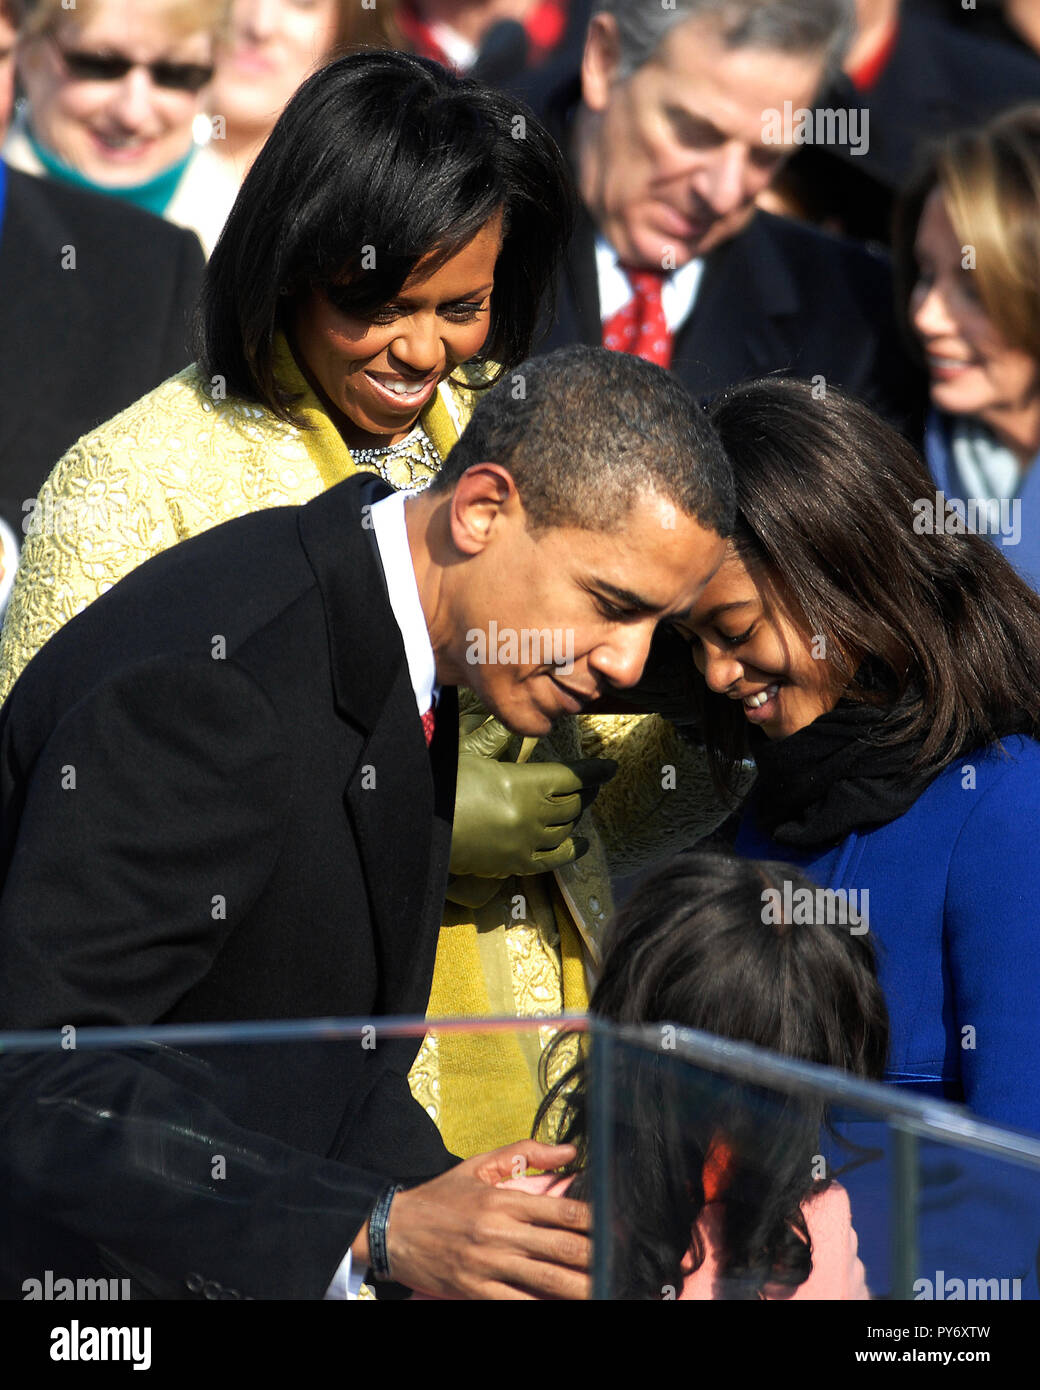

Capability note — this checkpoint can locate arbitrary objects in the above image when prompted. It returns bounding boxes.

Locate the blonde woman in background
[4,0,237,253]
[894,104,1040,589]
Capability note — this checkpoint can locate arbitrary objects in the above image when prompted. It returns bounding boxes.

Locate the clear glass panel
[0,1015,585,1301]
[3,1016,1039,1301]
[587,1022,1040,1302]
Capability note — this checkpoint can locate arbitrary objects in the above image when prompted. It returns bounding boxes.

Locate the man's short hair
[595,0,854,81]
[434,345,735,537]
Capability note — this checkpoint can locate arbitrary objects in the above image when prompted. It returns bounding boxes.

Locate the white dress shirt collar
[367,489,438,718]
[594,234,705,334]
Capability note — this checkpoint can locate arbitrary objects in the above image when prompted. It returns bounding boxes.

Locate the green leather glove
[448,715,617,881]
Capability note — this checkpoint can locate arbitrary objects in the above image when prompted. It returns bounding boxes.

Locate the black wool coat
[0,473,458,1299]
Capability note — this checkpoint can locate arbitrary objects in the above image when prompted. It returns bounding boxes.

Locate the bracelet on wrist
[367,1182,402,1282]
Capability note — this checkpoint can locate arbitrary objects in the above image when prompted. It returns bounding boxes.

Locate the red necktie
[602,267,673,368]
[421,704,436,747]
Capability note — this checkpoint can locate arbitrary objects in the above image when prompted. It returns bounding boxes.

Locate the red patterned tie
[421,704,436,747]
[601,266,673,368]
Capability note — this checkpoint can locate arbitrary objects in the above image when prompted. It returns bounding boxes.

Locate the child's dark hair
[534,845,889,1299]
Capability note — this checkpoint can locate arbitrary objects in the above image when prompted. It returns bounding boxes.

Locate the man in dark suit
[532,0,924,435]
[0,0,205,571]
[0,346,733,1300]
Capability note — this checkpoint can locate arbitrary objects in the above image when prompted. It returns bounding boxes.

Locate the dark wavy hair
[195,49,573,421]
[535,846,888,1300]
[696,375,1040,798]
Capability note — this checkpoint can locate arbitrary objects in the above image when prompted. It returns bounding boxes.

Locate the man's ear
[448,464,520,557]
[581,13,623,113]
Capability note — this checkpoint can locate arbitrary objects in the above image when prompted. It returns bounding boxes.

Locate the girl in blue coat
[680,375,1040,1295]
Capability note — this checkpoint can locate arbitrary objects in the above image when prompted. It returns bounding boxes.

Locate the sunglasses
[49,37,215,93]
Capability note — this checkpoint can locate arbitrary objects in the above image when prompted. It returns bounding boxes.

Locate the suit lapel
[345,684,457,1017]
[297,476,457,1013]
[674,213,803,398]
[560,202,604,348]
[297,474,402,732]
[343,677,446,1013]
[536,78,604,353]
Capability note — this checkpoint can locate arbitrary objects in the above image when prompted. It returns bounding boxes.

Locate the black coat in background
[783,12,1040,244]
[0,474,458,1299]
[532,78,926,439]
[0,166,205,536]
[907,0,1038,57]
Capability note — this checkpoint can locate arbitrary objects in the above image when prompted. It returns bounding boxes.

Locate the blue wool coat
[924,409,1040,593]
[736,735,1040,1296]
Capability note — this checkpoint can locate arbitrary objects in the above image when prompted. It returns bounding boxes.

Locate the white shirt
[368,488,439,719]
[325,486,437,1301]
[426,21,478,70]
[0,515,21,621]
[595,234,706,334]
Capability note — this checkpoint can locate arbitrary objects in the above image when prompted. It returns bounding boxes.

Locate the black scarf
[748,687,944,850]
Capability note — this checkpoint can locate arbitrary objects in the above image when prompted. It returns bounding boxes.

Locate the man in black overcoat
[0,346,733,1300]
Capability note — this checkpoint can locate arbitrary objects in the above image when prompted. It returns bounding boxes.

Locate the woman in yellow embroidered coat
[0,51,738,1160]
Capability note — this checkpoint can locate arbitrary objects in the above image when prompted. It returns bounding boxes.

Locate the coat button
[589,897,601,914]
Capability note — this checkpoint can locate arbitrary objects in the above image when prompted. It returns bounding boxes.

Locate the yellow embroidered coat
[0,342,737,1158]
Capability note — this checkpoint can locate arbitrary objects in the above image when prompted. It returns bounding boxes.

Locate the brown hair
[894,104,1040,364]
[333,0,398,55]
[699,375,1040,797]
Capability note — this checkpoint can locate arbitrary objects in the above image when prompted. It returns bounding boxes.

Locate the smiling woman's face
[288,213,503,448]
[682,544,847,738]
[211,0,340,135]
[910,187,1040,430]
[17,2,214,186]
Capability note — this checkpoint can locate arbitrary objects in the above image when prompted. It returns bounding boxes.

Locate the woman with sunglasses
[4,0,236,253]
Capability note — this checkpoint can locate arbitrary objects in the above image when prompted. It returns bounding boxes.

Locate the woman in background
[205,0,384,188]
[5,0,236,253]
[895,104,1040,589]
